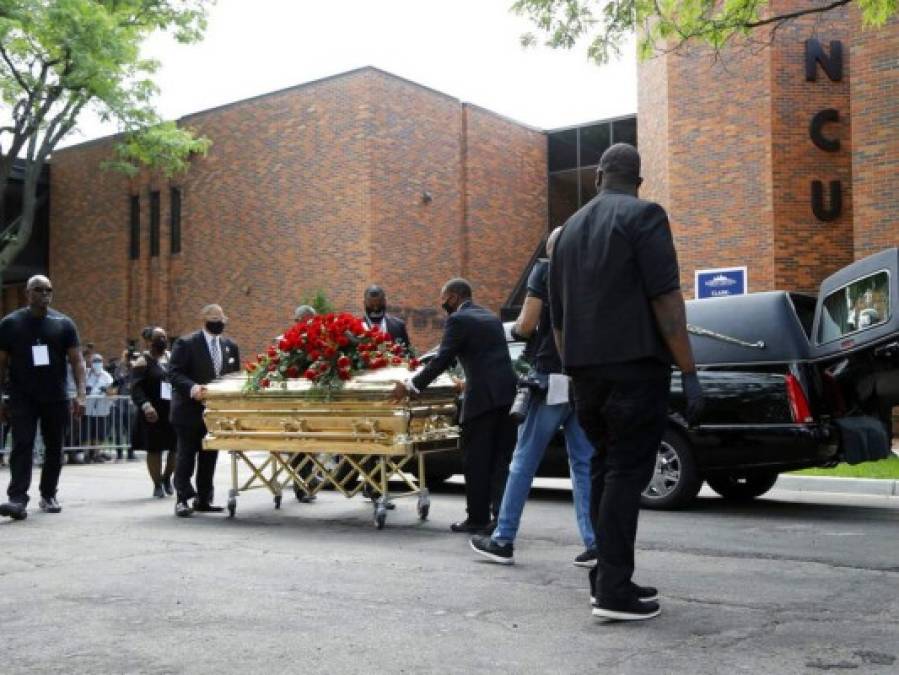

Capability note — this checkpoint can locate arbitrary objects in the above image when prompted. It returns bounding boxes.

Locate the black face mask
[152,338,167,351]
[366,309,385,321]
[441,301,456,315]
[205,320,225,335]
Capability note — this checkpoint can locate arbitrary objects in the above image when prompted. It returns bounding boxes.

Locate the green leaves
[511,0,896,64]
[104,120,211,178]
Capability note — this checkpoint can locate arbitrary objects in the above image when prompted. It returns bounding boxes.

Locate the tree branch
[0,42,32,96]
[744,0,853,29]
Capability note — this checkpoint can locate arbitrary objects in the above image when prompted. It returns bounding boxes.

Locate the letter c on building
[810,109,840,152]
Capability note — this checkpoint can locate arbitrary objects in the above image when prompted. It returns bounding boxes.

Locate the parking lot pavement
[1,462,897,675]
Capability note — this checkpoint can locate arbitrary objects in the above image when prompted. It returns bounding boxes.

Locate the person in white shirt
[83,354,114,462]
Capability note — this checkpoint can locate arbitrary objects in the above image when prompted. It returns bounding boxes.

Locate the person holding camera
[470,228,596,567]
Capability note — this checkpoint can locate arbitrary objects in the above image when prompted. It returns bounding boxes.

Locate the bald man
[168,304,240,517]
[0,275,85,520]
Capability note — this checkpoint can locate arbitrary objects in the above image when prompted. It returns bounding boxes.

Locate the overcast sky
[61,0,637,148]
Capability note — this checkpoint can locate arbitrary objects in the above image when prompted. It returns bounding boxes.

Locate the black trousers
[569,369,671,604]
[173,423,218,503]
[6,398,69,505]
[460,407,517,524]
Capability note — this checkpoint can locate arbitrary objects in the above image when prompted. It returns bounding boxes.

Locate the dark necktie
[211,337,222,376]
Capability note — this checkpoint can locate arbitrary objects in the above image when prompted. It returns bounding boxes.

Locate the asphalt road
[1,460,897,674]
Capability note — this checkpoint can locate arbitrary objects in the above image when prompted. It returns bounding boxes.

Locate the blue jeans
[492,392,596,548]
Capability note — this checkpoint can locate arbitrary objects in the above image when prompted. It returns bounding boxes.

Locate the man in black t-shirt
[550,144,704,622]
[0,275,86,520]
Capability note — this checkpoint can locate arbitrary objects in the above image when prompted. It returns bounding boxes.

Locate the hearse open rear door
[810,247,899,458]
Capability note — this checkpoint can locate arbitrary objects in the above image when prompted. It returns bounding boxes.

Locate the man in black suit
[362,285,411,352]
[391,279,517,533]
[169,304,241,517]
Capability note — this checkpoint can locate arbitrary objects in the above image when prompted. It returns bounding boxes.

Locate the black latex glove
[681,371,705,426]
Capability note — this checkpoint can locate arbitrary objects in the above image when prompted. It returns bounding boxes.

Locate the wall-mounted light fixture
[421,190,432,204]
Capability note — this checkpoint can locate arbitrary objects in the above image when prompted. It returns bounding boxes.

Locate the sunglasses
[32,287,53,294]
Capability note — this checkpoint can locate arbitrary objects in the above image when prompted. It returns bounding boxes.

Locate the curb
[775,474,899,497]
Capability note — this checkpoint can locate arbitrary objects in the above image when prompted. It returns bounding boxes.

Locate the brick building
[637,1,898,298]
[10,11,899,360]
[48,68,548,358]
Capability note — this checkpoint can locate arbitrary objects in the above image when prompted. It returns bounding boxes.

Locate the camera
[509,386,532,424]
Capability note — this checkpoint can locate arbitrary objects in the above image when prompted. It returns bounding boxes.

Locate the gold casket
[203,367,460,455]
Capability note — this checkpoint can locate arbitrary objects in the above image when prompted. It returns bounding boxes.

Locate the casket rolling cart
[202,368,461,528]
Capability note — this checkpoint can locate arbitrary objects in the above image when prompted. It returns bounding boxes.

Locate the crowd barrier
[0,395,135,464]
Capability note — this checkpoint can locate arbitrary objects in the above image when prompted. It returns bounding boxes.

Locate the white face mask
[91,363,104,374]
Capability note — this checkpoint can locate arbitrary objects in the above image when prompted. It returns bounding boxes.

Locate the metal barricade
[0,395,136,465]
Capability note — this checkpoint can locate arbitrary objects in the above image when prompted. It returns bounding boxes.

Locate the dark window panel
[579,166,599,205]
[170,187,181,254]
[612,117,638,147]
[149,191,160,257]
[548,129,578,172]
[579,123,611,167]
[549,169,580,227]
[129,195,140,260]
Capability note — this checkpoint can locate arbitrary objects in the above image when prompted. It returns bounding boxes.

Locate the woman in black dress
[130,327,176,498]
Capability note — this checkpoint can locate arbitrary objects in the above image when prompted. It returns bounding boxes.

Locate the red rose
[257,353,265,363]
[318,361,329,372]
[279,338,290,351]
[324,346,336,358]
[304,369,317,380]
[260,378,271,388]
[267,346,277,358]
[337,336,349,347]
[245,362,257,372]
[338,369,351,381]
[286,366,300,378]
[267,363,277,372]
[391,356,402,365]
[337,355,350,368]
[409,358,420,369]
[308,350,320,361]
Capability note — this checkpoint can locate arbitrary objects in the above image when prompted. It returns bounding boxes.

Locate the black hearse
[422,248,898,509]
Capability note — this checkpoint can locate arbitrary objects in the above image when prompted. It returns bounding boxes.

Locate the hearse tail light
[785,374,813,423]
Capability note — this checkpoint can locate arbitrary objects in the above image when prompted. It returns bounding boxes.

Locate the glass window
[579,166,598,204]
[817,271,890,343]
[579,123,610,166]
[612,117,638,147]
[129,195,140,260]
[170,187,182,254]
[149,191,160,257]
[549,169,579,227]
[548,129,578,172]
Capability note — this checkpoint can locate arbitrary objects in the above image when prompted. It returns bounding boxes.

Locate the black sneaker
[592,597,661,621]
[469,535,514,565]
[591,584,659,605]
[574,547,598,568]
[0,501,27,520]
[39,497,62,513]
[152,484,165,499]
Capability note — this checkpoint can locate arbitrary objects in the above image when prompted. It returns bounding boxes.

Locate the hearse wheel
[706,471,779,502]
[640,429,702,510]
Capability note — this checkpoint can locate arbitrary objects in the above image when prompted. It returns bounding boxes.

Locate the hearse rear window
[817,271,890,344]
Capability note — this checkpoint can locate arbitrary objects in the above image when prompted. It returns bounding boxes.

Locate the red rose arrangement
[243,312,419,392]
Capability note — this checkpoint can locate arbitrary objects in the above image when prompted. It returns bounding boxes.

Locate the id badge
[546,373,570,406]
[32,344,50,367]
[160,382,172,401]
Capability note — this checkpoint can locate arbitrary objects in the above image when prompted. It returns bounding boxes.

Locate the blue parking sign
[695,267,747,300]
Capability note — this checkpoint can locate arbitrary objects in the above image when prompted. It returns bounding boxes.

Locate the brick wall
[49,68,547,359]
[851,12,899,259]
[638,1,854,298]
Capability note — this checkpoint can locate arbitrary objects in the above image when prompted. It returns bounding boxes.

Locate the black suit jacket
[169,330,240,428]
[412,301,515,423]
[364,314,412,352]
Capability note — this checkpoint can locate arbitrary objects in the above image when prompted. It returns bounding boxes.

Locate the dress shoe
[161,477,174,496]
[174,501,194,517]
[67,452,85,465]
[193,500,224,513]
[152,484,165,499]
[0,501,27,520]
[39,497,62,513]
[450,519,490,533]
